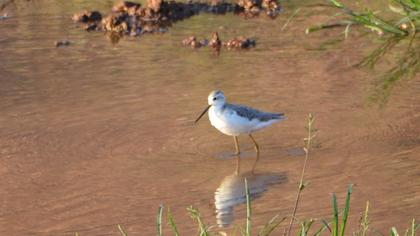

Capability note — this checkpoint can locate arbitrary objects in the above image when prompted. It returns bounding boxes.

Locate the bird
[195,90,286,155]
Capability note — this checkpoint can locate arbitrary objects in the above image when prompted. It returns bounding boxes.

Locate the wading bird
[195,90,286,155]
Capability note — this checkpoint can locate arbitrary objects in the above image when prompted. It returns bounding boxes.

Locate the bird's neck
[212,103,226,113]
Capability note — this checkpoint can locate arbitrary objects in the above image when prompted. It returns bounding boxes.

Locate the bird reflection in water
[214,156,287,227]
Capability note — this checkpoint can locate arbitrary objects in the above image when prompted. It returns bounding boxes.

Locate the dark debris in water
[209,32,222,50]
[182,32,256,51]
[223,36,256,49]
[182,36,208,48]
[236,0,280,18]
[73,0,281,38]
[72,10,102,23]
[54,40,71,48]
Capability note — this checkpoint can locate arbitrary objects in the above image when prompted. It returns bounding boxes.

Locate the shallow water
[0,0,419,235]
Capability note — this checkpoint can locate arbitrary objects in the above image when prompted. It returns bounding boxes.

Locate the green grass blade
[391,227,400,236]
[306,219,314,234]
[167,208,180,236]
[332,193,339,236]
[409,219,416,236]
[344,23,352,39]
[306,21,354,34]
[389,2,407,15]
[340,184,353,236]
[117,224,128,236]
[258,215,286,236]
[313,219,331,236]
[327,0,408,36]
[330,0,345,8]
[158,205,164,236]
[281,8,301,31]
[414,222,420,234]
[299,222,306,236]
[360,201,370,236]
[187,206,211,236]
[322,219,332,233]
[245,178,252,236]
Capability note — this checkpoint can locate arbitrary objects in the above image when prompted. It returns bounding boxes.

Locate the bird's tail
[274,113,287,121]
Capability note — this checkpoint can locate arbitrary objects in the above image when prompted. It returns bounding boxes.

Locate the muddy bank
[73,0,281,37]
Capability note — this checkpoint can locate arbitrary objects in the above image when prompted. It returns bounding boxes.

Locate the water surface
[1,0,420,235]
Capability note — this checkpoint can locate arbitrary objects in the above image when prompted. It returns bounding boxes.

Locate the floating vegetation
[307,0,420,106]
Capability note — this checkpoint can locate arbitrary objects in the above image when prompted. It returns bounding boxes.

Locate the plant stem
[157,205,164,236]
[117,224,128,236]
[286,113,315,236]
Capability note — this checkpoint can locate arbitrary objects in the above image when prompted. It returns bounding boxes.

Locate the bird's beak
[195,105,211,124]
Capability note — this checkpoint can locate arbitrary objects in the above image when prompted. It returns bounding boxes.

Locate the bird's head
[208,90,226,107]
[195,90,226,124]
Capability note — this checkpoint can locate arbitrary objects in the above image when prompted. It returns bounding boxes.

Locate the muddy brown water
[1,0,420,235]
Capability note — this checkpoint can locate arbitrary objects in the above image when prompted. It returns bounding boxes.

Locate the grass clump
[390,219,420,236]
[354,201,370,236]
[168,208,181,236]
[187,205,213,236]
[143,184,401,236]
[307,0,420,106]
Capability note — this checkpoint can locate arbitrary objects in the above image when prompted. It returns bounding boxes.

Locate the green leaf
[167,208,180,236]
[391,227,400,236]
[332,193,339,236]
[340,184,353,236]
[314,219,331,236]
[389,3,406,15]
[117,224,128,236]
[157,205,164,236]
[258,215,286,236]
[330,0,345,9]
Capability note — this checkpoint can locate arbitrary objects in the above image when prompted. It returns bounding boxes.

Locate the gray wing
[225,103,285,122]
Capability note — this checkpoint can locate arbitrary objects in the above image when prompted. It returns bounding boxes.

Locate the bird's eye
[213,97,217,101]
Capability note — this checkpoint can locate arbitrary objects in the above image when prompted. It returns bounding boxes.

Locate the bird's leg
[233,136,240,155]
[248,134,260,155]
[249,134,260,173]
[251,151,259,174]
[236,155,241,175]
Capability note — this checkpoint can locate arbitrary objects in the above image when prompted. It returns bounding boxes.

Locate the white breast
[208,106,269,136]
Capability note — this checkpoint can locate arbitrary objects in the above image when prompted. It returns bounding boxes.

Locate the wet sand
[0,0,419,235]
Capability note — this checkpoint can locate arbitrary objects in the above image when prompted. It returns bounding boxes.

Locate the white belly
[208,106,276,136]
